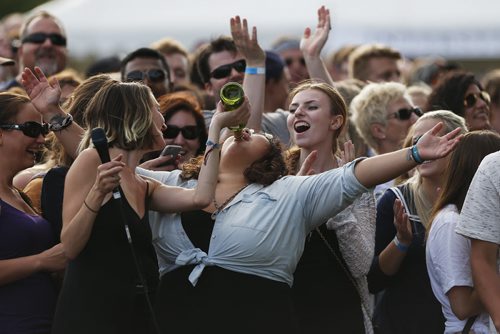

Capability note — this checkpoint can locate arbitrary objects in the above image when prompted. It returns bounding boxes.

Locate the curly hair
[181,135,288,186]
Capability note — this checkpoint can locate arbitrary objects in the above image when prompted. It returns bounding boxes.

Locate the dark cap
[0,56,15,66]
[265,51,285,82]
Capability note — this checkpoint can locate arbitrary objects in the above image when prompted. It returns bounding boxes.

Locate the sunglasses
[464,91,490,108]
[22,33,67,46]
[0,121,49,138]
[163,125,199,140]
[210,59,246,79]
[126,69,166,83]
[285,57,306,67]
[388,107,423,120]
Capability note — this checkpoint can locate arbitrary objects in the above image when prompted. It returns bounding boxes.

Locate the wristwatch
[49,113,73,132]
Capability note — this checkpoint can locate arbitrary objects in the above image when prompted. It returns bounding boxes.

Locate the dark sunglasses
[464,91,490,108]
[163,125,199,140]
[0,121,49,138]
[22,33,67,46]
[126,69,166,83]
[285,57,306,67]
[388,107,423,120]
[210,59,246,79]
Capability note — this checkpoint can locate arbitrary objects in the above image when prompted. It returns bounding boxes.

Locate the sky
[34,0,500,59]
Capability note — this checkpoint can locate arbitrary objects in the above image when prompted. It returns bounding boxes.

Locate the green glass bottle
[220,82,245,138]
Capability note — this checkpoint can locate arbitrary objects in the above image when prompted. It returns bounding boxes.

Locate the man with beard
[0,11,67,91]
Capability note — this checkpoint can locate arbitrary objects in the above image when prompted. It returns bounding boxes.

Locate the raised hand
[416,122,463,161]
[212,98,251,130]
[393,199,412,245]
[300,6,331,58]
[338,140,355,167]
[297,150,318,176]
[230,16,265,66]
[21,67,61,116]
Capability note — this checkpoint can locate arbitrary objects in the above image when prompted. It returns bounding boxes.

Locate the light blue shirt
[137,159,369,287]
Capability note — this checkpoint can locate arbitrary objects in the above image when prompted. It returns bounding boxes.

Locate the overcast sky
[35,0,500,58]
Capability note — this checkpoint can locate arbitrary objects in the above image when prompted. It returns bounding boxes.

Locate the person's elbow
[192,194,212,209]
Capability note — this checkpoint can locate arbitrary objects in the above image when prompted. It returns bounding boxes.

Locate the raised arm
[150,99,250,213]
[61,150,124,259]
[354,123,462,188]
[231,16,266,133]
[300,6,334,84]
[21,67,84,158]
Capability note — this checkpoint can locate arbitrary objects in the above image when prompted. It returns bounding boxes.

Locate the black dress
[154,210,300,334]
[51,190,158,334]
[292,223,365,333]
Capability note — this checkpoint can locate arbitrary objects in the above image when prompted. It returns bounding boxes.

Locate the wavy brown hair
[181,135,288,186]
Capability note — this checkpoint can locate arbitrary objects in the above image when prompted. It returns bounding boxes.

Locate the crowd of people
[1,5,499,334]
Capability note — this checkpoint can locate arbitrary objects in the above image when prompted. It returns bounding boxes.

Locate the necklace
[211,184,248,220]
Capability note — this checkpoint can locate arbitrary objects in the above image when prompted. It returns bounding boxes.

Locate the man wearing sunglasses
[121,47,171,100]
[0,11,67,92]
[271,37,309,87]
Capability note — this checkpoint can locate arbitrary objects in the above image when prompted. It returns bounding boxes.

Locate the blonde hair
[79,81,157,152]
[350,82,410,152]
[406,110,468,228]
[348,44,401,81]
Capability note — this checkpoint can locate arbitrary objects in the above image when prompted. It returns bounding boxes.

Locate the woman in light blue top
[138,86,462,334]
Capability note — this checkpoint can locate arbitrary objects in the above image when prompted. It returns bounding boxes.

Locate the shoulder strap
[461,315,477,334]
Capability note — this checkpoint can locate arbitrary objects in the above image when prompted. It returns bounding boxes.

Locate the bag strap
[461,315,477,334]
[315,226,370,321]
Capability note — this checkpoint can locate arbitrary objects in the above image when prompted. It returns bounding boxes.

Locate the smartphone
[159,145,182,166]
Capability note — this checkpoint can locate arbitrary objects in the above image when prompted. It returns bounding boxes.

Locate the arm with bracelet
[230,15,266,133]
[21,67,84,159]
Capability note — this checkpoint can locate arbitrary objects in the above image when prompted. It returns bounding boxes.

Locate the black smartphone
[159,145,182,166]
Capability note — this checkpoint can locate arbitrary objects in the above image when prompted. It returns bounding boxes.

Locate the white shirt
[426,204,491,334]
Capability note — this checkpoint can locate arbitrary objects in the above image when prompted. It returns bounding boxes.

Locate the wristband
[393,236,409,252]
[206,139,221,149]
[410,145,424,164]
[244,67,266,75]
[48,113,73,132]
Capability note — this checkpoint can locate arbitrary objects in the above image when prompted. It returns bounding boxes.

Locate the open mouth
[294,121,310,133]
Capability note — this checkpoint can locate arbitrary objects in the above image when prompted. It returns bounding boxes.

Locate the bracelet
[83,199,99,214]
[410,145,424,164]
[206,139,221,149]
[48,113,73,132]
[244,67,266,75]
[393,236,409,252]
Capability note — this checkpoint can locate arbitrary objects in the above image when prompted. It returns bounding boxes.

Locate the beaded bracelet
[245,67,266,75]
[393,235,409,252]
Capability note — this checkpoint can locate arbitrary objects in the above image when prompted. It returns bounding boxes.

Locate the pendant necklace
[211,184,248,220]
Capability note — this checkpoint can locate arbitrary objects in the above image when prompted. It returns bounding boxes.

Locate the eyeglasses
[163,125,199,140]
[387,107,423,120]
[464,91,490,108]
[284,57,306,67]
[0,121,49,138]
[21,33,67,46]
[126,69,166,83]
[210,59,246,79]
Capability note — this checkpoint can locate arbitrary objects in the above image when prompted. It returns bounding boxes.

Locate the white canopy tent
[32,0,500,59]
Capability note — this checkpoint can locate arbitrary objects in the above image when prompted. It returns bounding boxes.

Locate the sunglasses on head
[464,91,490,108]
[388,107,423,120]
[126,69,166,83]
[163,125,199,140]
[22,33,67,46]
[0,121,49,138]
[210,59,246,79]
[284,57,306,67]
